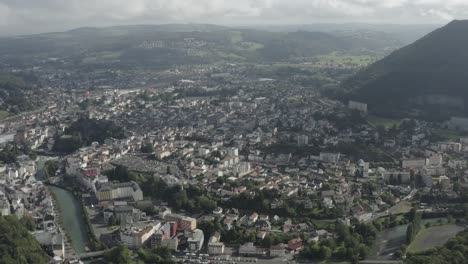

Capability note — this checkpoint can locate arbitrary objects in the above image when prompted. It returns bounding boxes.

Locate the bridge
[78,250,106,260]
[359,260,402,264]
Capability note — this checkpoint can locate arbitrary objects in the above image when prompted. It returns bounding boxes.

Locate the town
[1,61,468,264]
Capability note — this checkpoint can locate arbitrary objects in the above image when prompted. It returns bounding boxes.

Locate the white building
[437,142,462,152]
[348,101,368,114]
[120,221,161,249]
[97,181,143,201]
[208,232,225,255]
[319,152,341,163]
[187,229,204,252]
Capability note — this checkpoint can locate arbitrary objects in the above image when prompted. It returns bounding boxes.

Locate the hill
[0,24,403,68]
[344,20,468,119]
[0,215,49,264]
[0,73,41,115]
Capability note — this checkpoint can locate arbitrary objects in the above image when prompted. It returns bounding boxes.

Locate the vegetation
[0,25,401,69]
[0,215,48,264]
[43,160,59,179]
[104,166,218,214]
[406,209,422,244]
[405,230,468,264]
[345,20,468,118]
[0,110,11,120]
[104,245,174,264]
[300,222,378,263]
[103,244,134,264]
[407,224,465,253]
[141,143,155,153]
[0,73,40,114]
[53,117,125,153]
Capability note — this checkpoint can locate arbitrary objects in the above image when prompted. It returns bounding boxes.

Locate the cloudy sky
[0,0,467,35]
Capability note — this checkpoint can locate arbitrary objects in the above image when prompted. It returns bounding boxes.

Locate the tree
[108,215,117,226]
[318,246,332,260]
[104,244,134,264]
[137,246,175,264]
[0,215,48,264]
[447,215,454,224]
[406,223,414,244]
[20,215,36,231]
[141,143,155,153]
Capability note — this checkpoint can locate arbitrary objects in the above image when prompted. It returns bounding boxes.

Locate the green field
[407,224,465,252]
[388,201,413,215]
[433,129,465,141]
[368,115,402,128]
[316,52,378,66]
[0,110,11,121]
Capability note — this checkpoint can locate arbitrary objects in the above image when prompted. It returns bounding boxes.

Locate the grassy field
[407,224,465,252]
[433,129,465,141]
[388,201,413,215]
[316,52,378,66]
[0,110,11,121]
[368,115,402,128]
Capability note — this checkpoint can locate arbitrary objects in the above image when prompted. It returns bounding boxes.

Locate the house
[248,212,258,224]
[322,197,334,209]
[287,237,303,251]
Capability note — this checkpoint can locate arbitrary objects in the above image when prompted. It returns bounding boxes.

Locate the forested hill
[0,24,402,66]
[0,73,41,115]
[0,215,49,264]
[344,20,468,118]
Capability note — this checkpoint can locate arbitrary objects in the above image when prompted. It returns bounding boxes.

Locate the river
[36,156,90,255]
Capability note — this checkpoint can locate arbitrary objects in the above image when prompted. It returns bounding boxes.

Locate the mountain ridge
[344,20,468,119]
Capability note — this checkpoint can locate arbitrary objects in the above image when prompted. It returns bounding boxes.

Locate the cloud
[0,0,467,34]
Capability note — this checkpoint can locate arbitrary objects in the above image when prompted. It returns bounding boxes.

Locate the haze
[1,0,468,35]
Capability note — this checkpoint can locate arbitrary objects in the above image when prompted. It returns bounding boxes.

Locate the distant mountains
[0,24,405,68]
[345,20,468,119]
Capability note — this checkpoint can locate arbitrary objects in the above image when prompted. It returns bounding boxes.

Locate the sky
[0,0,467,35]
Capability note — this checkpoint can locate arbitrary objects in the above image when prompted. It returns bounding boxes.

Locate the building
[297,135,309,146]
[239,242,257,256]
[96,181,143,202]
[235,162,252,177]
[207,232,225,255]
[348,101,368,114]
[165,214,197,231]
[287,238,303,251]
[448,117,468,130]
[114,205,142,224]
[439,176,451,190]
[381,171,411,184]
[437,142,462,152]
[120,221,161,249]
[187,229,204,252]
[0,197,10,216]
[270,244,286,257]
[402,158,427,169]
[319,152,340,163]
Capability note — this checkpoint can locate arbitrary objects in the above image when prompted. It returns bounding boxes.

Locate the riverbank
[48,184,91,255]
